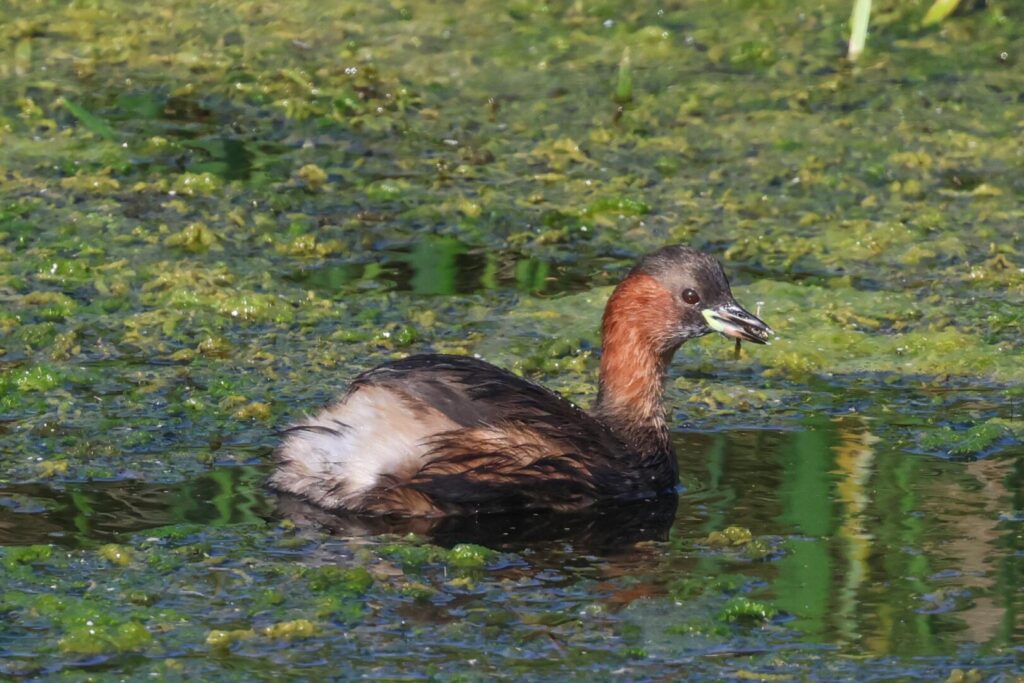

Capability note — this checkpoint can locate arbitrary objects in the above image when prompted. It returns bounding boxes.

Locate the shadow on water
[0,465,677,553]
[273,492,679,553]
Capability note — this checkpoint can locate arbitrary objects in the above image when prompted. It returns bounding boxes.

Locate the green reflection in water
[401,236,466,295]
[773,424,835,643]
[0,467,270,547]
[292,238,558,295]
[514,257,551,293]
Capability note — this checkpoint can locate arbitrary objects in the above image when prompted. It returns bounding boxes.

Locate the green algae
[669,574,745,602]
[377,540,497,571]
[741,280,1024,385]
[99,543,134,567]
[59,620,152,655]
[171,172,223,198]
[164,222,220,252]
[3,544,53,567]
[205,627,256,649]
[919,418,1024,457]
[0,457,1021,679]
[717,597,779,625]
[702,526,776,561]
[262,618,317,640]
[706,526,754,547]
[306,565,374,596]
[379,540,441,569]
[446,543,497,569]
[2,586,156,656]
[7,364,65,392]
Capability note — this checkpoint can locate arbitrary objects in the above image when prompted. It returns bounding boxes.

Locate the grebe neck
[592,274,677,458]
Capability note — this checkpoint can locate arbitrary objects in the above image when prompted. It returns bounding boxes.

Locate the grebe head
[629,245,772,349]
[596,246,772,446]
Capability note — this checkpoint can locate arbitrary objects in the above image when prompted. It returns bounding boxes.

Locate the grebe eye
[681,288,701,305]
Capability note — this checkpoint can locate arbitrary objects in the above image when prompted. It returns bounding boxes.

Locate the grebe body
[271,246,771,516]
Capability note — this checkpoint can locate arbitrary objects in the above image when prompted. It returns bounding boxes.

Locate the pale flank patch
[271,386,458,509]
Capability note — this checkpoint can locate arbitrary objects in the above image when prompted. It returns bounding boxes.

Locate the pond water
[1,0,1022,679]
[2,421,1021,679]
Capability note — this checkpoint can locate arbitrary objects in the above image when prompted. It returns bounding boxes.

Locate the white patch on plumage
[270,385,459,510]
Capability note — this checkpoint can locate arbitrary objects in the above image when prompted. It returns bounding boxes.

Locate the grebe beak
[702,302,773,345]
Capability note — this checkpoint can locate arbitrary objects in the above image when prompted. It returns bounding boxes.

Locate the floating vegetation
[0,0,1021,679]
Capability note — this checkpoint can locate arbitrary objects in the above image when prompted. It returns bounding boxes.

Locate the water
[3,425,1020,678]
[287,237,601,297]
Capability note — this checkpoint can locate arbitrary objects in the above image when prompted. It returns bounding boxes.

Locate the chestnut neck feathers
[593,273,677,458]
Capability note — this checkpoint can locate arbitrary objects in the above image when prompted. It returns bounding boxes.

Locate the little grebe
[271,245,771,516]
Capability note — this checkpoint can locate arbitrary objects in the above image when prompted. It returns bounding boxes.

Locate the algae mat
[1,0,1022,679]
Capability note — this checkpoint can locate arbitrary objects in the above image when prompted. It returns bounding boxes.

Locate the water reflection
[289,236,590,295]
[1,425,1021,655]
[671,421,1024,656]
[274,492,678,553]
[0,468,270,546]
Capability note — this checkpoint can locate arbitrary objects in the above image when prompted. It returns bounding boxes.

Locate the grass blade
[848,0,872,62]
[60,97,117,140]
[922,0,961,26]
[613,47,633,105]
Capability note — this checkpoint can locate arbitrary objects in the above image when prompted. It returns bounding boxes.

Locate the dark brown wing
[349,354,595,428]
